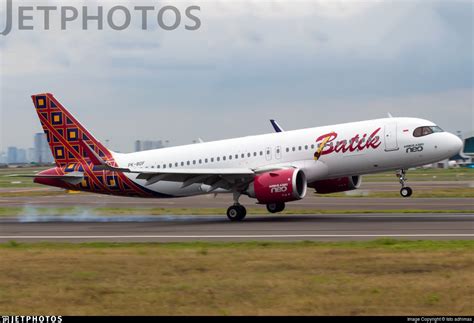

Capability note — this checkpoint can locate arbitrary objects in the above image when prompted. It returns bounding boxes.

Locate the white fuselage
[114,117,462,197]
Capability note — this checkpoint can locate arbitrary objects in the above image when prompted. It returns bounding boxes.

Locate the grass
[1,166,472,199]
[0,166,49,188]
[0,191,67,198]
[0,206,472,217]
[324,188,474,198]
[363,168,474,182]
[0,240,472,315]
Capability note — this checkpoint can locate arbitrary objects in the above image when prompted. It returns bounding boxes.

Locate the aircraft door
[265,147,272,161]
[384,123,399,151]
[275,146,282,159]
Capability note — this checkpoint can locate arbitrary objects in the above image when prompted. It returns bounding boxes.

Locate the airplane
[27,93,463,221]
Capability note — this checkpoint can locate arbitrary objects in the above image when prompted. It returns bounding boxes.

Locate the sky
[0,0,473,153]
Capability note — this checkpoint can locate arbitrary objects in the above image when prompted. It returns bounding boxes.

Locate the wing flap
[129,168,255,187]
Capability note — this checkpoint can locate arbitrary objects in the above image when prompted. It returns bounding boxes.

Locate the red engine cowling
[309,176,362,194]
[247,168,307,204]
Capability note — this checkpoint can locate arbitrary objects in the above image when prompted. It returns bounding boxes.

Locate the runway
[0,190,472,211]
[1,213,472,242]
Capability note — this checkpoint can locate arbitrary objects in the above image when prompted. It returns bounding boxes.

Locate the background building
[134,140,167,152]
[7,147,18,164]
[33,133,54,164]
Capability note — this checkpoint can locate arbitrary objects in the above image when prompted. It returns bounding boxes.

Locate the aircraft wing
[115,165,302,191]
[129,168,255,176]
[113,167,255,190]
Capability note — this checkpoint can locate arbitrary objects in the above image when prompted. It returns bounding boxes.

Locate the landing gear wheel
[266,202,285,213]
[227,205,247,221]
[400,187,412,198]
[396,169,413,198]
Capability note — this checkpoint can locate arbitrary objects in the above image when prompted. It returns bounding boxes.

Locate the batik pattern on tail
[32,93,112,167]
[31,93,167,197]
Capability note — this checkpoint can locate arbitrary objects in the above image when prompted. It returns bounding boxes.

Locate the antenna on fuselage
[387,113,393,118]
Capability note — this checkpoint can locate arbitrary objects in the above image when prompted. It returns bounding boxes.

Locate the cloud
[0,0,472,152]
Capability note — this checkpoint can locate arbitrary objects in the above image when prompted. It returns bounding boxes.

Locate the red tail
[31,93,113,167]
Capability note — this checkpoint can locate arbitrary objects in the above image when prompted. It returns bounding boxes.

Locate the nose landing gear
[397,169,413,197]
[227,191,247,221]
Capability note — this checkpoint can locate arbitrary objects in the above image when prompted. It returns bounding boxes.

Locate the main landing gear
[225,193,287,221]
[266,202,285,213]
[227,192,247,221]
[397,169,413,198]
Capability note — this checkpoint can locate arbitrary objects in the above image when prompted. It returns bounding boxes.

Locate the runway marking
[0,234,473,239]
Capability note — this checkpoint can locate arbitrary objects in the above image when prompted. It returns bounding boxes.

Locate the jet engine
[309,176,361,194]
[247,168,307,204]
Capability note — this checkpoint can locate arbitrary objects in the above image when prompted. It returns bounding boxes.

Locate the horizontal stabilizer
[6,172,84,185]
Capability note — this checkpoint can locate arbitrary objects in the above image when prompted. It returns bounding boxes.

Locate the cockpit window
[413,126,444,137]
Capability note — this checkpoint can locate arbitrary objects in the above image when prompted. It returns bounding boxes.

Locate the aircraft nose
[447,133,463,154]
